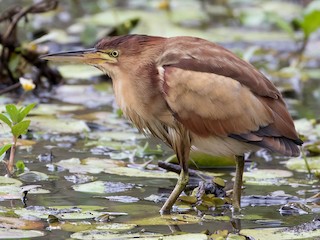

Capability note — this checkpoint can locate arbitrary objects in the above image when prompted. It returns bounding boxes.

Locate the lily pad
[294,118,319,137]
[72,181,135,194]
[56,157,125,174]
[202,215,231,221]
[76,111,128,129]
[241,169,293,185]
[15,206,108,220]
[89,131,144,142]
[18,171,49,182]
[71,230,207,240]
[31,104,84,115]
[241,227,320,239]
[56,157,179,179]
[56,221,137,233]
[0,184,48,200]
[104,165,179,179]
[0,229,44,239]
[52,85,113,107]
[286,156,320,172]
[96,222,137,231]
[0,176,23,187]
[243,169,293,179]
[28,116,90,134]
[101,196,139,203]
[128,214,202,226]
[0,216,44,230]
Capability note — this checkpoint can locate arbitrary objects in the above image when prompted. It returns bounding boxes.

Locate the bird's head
[41,35,165,77]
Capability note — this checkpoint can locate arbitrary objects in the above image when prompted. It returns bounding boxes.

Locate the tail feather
[230,133,302,157]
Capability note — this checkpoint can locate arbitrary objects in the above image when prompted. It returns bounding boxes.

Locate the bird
[41,34,303,214]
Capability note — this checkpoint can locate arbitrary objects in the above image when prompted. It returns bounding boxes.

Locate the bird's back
[156,36,302,156]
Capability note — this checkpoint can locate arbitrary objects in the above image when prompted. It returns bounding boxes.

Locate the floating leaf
[59,221,137,233]
[52,85,113,107]
[0,176,23,187]
[56,157,178,179]
[0,216,44,230]
[243,169,293,179]
[128,214,202,226]
[28,116,90,134]
[56,158,125,174]
[202,215,230,221]
[95,222,137,231]
[100,196,139,203]
[89,131,144,142]
[0,184,49,200]
[213,177,226,187]
[179,195,197,204]
[18,171,49,182]
[15,206,108,220]
[241,226,320,239]
[31,104,84,115]
[71,231,208,240]
[286,156,320,172]
[72,181,135,194]
[0,229,44,239]
[241,169,293,185]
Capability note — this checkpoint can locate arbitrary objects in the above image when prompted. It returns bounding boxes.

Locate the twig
[158,160,211,180]
[0,82,21,95]
[0,0,60,87]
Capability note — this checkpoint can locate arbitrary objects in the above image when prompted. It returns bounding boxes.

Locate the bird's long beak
[40,48,111,65]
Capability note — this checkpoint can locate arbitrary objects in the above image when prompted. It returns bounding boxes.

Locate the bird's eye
[110,50,119,58]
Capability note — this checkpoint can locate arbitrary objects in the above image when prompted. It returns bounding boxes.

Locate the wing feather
[163,67,273,137]
[157,36,302,156]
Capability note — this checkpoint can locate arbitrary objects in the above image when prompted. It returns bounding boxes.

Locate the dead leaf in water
[0,216,44,230]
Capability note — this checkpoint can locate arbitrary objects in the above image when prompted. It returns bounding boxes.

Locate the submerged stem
[7,136,17,176]
[301,147,312,177]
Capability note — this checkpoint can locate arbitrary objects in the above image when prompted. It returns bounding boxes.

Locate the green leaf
[300,10,320,38]
[18,103,36,122]
[11,120,30,137]
[0,144,12,160]
[5,104,19,124]
[0,113,12,127]
[15,160,25,173]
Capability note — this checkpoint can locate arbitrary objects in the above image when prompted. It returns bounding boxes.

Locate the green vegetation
[0,103,36,175]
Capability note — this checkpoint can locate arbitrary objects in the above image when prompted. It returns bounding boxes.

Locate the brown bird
[41,35,302,213]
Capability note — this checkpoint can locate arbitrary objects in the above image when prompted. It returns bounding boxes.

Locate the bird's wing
[158,38,301,156]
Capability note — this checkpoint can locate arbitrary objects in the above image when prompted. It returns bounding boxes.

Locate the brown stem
[158,160,209,179]
[7,136,17,176]
[296,36,308,66]
[0,82,21,95]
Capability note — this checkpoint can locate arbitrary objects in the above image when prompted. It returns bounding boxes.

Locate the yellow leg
[160,127,190,214]
[232,155,245,210]
[160,168,189,214]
